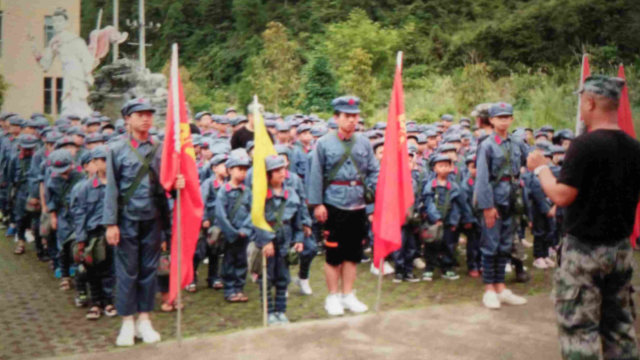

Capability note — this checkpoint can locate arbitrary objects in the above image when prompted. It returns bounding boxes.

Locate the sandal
[225,293,242,303]
[236,293,249,302]
[13,243,25,255]
[103,304,117,317]
[212,281,223,290]
[160,302,185,312]
[86,306,102,320]
[186,283,197,293]
[59,278,72,291]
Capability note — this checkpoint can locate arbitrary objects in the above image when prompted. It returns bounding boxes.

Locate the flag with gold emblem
[160,44,204,303]
[372,52,414,268]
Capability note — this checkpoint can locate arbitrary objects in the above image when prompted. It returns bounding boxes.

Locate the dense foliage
[81,0,640,130]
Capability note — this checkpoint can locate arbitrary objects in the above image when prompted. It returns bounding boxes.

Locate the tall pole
[139,0,146,69]
[113,0,119,62]
[171,43,182,346]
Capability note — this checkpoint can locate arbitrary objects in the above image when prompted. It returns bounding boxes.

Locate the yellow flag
[250,96,277,232]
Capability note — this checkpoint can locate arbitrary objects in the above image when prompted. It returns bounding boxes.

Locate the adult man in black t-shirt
[528,75,640,360]
[230,102,263,150]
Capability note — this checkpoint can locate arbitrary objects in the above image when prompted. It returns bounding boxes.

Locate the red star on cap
[500,103,506,108]
[348,98,355,106]
[137,98,145,103]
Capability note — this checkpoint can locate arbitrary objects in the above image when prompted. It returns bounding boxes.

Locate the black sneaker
[361,254,371,263]
[403,273,420,283]
[392,273,403,283]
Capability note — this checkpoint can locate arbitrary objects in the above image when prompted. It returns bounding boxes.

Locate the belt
[499,176,517,182]
[331,180,363,186]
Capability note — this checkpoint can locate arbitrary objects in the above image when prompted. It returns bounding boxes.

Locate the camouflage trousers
[554,235,639,360]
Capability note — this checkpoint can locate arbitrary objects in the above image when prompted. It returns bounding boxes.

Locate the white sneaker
[413,258,426,270]
[521,239,533,248]
[135,319,161,344]
[370,263,380,276]
[497,289,527,305]
[544,258,556,268]
[341,292,368,313]
[297,278,313,295]
[533,258,548,269]
[383,261,395,275]
[324,294,344,316]
[25,230,35,243]
[482,291,501,310]
[505,263,513,273]
[116,320,135,347]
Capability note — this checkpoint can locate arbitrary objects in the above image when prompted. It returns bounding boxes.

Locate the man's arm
[527,150,578,207]
[535,167,578,207]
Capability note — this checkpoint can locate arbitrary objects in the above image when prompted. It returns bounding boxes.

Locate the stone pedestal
[89,59,167,125]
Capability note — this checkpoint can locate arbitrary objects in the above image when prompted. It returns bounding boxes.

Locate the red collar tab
[494,134,502,145]
[468,177,475,186]
[267,188,288,199]
[213,179,221,188]
[130,136,153,149]
[92,177,99,188]
[433,179,451,190]
[76,165,82,172]
[226,183,245,192]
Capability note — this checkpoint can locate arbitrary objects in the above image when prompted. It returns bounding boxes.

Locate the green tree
[247,22,302,111]
[324,9,400,82]
[301,55,339,113]
[338,47,376,115]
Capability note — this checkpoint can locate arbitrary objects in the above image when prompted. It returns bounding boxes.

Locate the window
[0,12,3,57]
[44,77,53,114]
[44,16,54,46]
[55,78,63,114]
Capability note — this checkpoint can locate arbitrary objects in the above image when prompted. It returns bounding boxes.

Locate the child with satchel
[215,150,253,303]
[188,153,229,292]
[72,146,116,320]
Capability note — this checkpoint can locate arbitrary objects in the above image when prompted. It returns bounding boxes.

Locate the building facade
[0,0,81,118]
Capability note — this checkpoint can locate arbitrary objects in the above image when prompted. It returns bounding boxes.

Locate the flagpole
[375,257,384,313]
[171,43,183,346]
[254,94,269,328]
[374,51,403,314]
[575,53,586,135]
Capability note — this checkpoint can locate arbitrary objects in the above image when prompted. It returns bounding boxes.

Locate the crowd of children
[0,95,573,344]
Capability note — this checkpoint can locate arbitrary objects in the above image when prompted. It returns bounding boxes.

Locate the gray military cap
[331,96,361,114]
[265,155,287,172]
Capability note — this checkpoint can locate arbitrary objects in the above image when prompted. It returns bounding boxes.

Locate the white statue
[29,8,127,118]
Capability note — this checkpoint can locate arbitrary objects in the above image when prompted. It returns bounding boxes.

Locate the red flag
[372,52,414,268]
[160,44,204,303]
[617,65,639,247]
[575,54,591,135]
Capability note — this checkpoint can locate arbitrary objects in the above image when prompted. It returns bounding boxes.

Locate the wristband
[534,164,549,177]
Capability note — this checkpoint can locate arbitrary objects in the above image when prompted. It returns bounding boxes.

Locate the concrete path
[56,295,563,360]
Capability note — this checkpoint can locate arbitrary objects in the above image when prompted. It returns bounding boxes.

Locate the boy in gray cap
[11,134,41,256]
[215,151,253,302]
[72,146,116,320]
[308,96,378,316]
[45,149,85,292]
[254,155,306,325]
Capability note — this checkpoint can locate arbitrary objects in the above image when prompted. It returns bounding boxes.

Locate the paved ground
[55,295,562,360]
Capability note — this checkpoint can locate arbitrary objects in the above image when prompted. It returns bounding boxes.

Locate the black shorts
[324,204,367,266]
